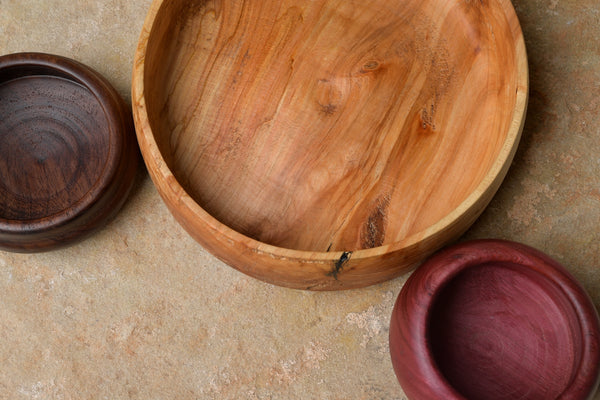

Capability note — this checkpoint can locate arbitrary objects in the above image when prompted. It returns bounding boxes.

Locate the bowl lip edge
[132,0,530,263]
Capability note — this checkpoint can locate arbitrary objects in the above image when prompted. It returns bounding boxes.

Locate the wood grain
[0,53,139,252]
[389,240,600,400]
[133,0,528,289]
[0,76,110,221]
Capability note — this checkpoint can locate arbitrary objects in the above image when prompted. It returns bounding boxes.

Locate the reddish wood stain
[389,240,600,400]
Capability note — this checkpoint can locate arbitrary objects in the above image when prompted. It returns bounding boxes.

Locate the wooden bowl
[132,0,528,289]
[389,240,600,400]
[0,53,139,252]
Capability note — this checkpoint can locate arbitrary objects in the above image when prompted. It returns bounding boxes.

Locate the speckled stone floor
[1,0,599,399]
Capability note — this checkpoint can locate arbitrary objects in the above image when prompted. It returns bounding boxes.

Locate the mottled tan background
[1,0,599,399]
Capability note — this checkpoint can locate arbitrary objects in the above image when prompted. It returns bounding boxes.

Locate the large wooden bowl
[132,0,528,289]
[389,240,600,400]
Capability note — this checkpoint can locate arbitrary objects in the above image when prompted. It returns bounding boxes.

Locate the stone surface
[1,0,599,399]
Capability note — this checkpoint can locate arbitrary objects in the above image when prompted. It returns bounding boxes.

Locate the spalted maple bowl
[132,0,528,289]
[389,240,600,400]
[0,53,139,252]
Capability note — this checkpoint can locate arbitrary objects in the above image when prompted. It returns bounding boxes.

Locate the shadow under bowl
[389,239,600,400]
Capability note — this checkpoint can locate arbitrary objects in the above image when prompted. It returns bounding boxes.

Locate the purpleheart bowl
[389,239,600,400]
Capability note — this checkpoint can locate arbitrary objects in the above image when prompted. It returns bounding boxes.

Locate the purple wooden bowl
[389,239,600,400]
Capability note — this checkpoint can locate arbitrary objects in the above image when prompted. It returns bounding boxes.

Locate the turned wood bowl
[132,0,528,289]
[389,240,600,400]
[0,53,139,252]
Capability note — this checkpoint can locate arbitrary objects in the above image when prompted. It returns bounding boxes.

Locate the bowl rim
[389,239,600,399]
[132,0,529,264]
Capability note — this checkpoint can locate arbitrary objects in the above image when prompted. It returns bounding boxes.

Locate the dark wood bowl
[133,0,528,289]
[389,239,600,400]
[0,53,139,252]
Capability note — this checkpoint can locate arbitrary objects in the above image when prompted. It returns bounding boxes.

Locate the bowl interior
[144,0,521,252]
[0,60,110,223]
[428,261,582,400]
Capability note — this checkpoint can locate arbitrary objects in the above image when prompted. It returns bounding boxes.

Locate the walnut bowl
[132,0,528,289]
[0,52,138,252]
